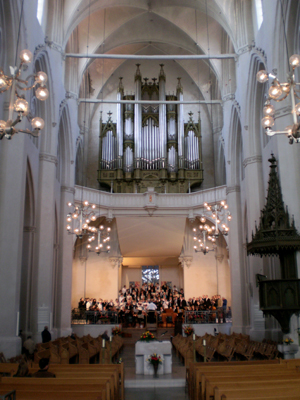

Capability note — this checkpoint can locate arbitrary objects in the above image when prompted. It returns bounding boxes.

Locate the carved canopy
[247,154,300,256]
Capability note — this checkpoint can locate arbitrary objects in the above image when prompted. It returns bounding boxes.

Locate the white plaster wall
[184,249,231,305]
[72,252,119,307]
[122,266,142,288]
[159,265,182,290]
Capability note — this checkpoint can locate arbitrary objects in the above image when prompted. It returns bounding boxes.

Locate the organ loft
[97,64,203,193]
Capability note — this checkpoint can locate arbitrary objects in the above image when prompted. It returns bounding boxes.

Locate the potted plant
[147,353,163,377]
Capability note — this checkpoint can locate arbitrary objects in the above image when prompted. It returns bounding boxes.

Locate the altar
[135,341,172,375]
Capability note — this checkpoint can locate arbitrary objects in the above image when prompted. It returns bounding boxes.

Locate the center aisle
[119,328,187,390]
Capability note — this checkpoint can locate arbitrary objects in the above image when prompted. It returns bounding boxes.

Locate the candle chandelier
[203,201,231,237]
[86,224,111,255]
[193,224,216,255]
[66,200,111,254]
[0,49,49,140]
[257,54,300,144]
[193,200,231,255]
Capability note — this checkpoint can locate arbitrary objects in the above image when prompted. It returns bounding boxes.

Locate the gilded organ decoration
[97,65,203,193]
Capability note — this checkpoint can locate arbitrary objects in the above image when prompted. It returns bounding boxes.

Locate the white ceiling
[116,216,186,259]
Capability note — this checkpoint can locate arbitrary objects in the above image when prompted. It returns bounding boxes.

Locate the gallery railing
[184,309,232,324]
[71,309,119,325]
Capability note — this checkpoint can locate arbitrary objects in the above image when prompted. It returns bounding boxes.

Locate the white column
[226,187,247,334]
[0,136,27,358]
[55,186,74,337]
[243,157,265,340]
[31,153,57,343]
[179,256,193,298]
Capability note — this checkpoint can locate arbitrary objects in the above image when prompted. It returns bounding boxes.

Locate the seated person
[32,358,56,378]
[13,358,31,377]
[101,330,110,341]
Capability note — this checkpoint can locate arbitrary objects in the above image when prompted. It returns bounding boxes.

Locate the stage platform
[71,322,232,338]
[71,323,116,337]
[183,322,232,336]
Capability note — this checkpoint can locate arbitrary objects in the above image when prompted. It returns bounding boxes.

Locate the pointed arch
[75,138,84,186]
[215,136,226,186]
[228,103,243,186]
[33,49,55,153]
[57,103,73,186]
[245,53,270,155]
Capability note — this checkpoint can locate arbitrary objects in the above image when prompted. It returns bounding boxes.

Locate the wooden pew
[190,362,288,400]
[204,372,300,400]
[1,389,104,400]
[0,364,19,376]
[206,378,300,400]
[215,384,300,400]
[0,377,114,400]
[29,363,124,400]
[198,364,292,400]
[188,359,280,400]
[28,369,119,400]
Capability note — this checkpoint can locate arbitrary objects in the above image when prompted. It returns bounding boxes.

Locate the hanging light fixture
[66,200,97,239]
[193,223,216,255]
[203,200,231,237]
[257,54,300,144]
[86,224,111,255]
[66,200,111,253]
[0,49,49,140]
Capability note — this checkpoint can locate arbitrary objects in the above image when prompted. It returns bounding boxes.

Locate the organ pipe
[117,78,124,169]
[159,65,167,169]
[177,79,184,169]
[134,65,142,168]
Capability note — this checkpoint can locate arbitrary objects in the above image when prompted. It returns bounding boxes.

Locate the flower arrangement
[147,353,163,365]
[139,330,157,342]
[112,327,122,336]
[183,325,194,336]
[283,337,294,345]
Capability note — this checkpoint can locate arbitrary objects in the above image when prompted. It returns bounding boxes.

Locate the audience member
[23,336,36,359]
[41,326,51,343]
[32,358,56,378]
[13,358,31,377]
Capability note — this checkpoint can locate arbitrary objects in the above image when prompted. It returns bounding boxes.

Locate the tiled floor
[125,387,189,400]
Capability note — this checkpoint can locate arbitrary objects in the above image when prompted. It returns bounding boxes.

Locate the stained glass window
[142,266,159,285]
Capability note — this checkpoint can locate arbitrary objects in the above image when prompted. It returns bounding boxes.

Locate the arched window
[255,0,263,30]
[37,0,45,25]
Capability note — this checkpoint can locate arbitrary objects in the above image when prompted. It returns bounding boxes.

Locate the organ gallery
[98,65,203,193]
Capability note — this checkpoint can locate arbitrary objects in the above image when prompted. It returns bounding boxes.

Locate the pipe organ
[98,65,203,193]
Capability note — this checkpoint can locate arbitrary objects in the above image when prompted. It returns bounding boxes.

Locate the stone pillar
[0,136,27,358]
[226,186,247,334]
[31,153,58,343]
[243,156,265,340]
[55,186,75,337]
[179,256,193,298]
